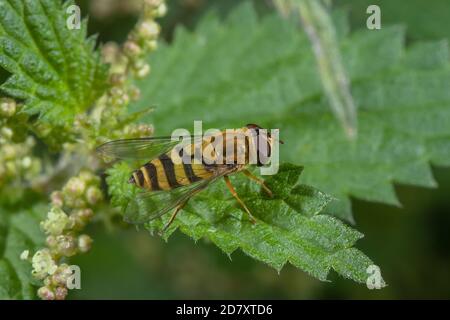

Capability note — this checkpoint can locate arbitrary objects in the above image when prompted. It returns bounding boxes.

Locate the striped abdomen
[130,153,214,191]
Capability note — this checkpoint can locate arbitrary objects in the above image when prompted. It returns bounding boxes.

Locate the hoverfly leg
[223,175,256,224]
[242,169,273,197]
[160,201,188,235]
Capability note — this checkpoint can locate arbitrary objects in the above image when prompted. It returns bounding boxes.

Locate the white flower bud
[156,2,167,17]
[51,264,72,286]
[78,234,93,253]
[65,177,86,197]
[79,170,96,184]
[138,21,160,39]
[135,62,151,79]
[79,208,94,220]
[123,40,142,57]
[110,73,126,85]
[20,250,29,260]
[102,42,120,64]
[1,127,13,139]
[46,235,57,247]
[145,39,158,51]
[37,286,55,300]
[51,191,64,207]
[129,86,141,101]
[25,136,35,147]
[55,234,78,257]
[41,207,71,236]
[86,186,103,205]
[0,98,16,117]
[55,286,68,300]
[70,208,93,230]
[21,156,32,169]
[32,249,57,279]
[138,124,154,137]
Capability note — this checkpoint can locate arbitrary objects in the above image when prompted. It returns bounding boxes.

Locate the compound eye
[246,123,262,130]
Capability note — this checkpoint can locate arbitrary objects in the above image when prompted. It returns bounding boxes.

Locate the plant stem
[274,0,357,139]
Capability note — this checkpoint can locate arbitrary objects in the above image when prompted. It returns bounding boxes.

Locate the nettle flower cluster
[24,171,102,300]
[20,0,167,300]
[123,0,166,78]
[0,98,41,192]
[80,0,166,148]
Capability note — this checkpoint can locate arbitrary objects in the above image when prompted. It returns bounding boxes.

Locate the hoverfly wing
[96,136,198,161]
[124,180,210,224]
[124,165,234,224]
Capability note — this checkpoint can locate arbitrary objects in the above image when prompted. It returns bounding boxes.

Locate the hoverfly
[97,124,283,232]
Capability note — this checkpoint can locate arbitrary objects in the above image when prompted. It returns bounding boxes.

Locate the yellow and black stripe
[130,152,214,191]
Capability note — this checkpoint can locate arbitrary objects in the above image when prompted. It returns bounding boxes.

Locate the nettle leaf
[0,205,46,299]
[0,0,108,125]
[131,3,450,221]
[108,163,383,284]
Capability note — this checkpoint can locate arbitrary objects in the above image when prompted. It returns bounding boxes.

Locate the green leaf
[130,3,450,221]
[107,163,383,284]
[106,162,138,211]
[0,205,46,299]
[0,0,108,125]
[337,0,450,42]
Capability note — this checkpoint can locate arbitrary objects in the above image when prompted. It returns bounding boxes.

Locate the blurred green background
[70,0,450,299]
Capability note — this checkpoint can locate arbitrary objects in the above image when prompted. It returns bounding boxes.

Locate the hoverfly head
[246,123,265,140]
[246,124,280,167]
[245,123,284,145]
